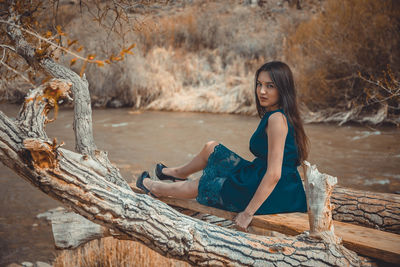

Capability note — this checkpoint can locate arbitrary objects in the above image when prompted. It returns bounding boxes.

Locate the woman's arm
[233,112,288,230]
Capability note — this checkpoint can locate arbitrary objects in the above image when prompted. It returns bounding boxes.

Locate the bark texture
[332,187,400,234]
[38,205,281,250]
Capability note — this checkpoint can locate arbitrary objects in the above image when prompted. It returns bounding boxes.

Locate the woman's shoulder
[268,111,288,128]
[262,108,286,122]
[264,109,288,133]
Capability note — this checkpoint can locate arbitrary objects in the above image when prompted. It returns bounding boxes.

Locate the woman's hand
[232,210,254,232]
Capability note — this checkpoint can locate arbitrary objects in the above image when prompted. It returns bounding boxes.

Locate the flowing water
[0,104,399,265]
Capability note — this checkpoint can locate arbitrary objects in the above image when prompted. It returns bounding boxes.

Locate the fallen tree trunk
[42,189,399,264]
[40,181,400,250]
[37,206,241,250]
[332,187,400,234]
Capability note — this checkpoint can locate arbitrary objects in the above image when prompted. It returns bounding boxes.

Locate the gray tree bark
[332,187,400,234]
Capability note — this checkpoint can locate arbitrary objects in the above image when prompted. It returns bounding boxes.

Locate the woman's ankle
[144,179,161,197]
[164,167,187,179]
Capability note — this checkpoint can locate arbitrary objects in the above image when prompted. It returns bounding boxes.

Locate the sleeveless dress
[196,109,307,215]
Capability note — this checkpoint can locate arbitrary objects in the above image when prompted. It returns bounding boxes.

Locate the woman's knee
[203,141,219,157]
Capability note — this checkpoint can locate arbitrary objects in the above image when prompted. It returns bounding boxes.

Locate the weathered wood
[302,161,339,243]
[297,170,400,234]
[332,187,400,234]
[0,133,361,266]
[130,185,400,264]
[17,80,72,139]
[5,8,130,190]
[37,207,111,249]
[38,206,269,250]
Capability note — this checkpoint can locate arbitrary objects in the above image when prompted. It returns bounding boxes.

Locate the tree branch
[4,7,131,189]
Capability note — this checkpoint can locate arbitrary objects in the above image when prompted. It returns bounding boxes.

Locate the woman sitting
[137,61,310,231]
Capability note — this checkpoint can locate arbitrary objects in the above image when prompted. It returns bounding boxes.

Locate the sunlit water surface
[0,104,399,265]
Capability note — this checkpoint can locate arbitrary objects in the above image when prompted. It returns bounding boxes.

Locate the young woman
[137,61,309,232]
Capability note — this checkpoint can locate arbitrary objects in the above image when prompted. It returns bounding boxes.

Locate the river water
[0,104,399,265]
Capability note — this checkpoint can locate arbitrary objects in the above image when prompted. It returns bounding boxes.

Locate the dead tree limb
[37,207,112,249]
[5,5,130,190]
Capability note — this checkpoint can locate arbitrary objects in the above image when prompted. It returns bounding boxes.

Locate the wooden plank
[130,185,400,264]
[334,221,400,264]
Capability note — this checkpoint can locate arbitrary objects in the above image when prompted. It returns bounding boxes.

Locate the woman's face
[256,71,280,111]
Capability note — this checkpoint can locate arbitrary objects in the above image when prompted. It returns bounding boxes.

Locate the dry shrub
[109,0,295,112]
[136,1,283,66]
[285,0,400,121]
[2,0,331,115]
[53,237,190,267]
[124,47,256,114]
[57,0,288,110]
[0,0,77,104]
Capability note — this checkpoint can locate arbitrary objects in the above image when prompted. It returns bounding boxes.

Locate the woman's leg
[142,141,219,198]
[143,178,200,199]
[163,141,219,179]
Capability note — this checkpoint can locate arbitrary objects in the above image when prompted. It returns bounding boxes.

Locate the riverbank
[1,0,398,125]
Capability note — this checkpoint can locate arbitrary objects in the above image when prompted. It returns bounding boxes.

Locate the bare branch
[0,44,16,53]
[0,47,34,86]
[0,19,98,63]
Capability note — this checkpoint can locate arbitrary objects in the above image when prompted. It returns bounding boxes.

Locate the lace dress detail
[196,144,249,211]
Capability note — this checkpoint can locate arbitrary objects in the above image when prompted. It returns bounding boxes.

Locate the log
[332,187,400,234]
[297,169,400,234]
[38,206,249,250]
[34,159,400,253]
[130,185,400,264]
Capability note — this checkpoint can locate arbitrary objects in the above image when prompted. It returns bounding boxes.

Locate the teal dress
[196,109,307,215]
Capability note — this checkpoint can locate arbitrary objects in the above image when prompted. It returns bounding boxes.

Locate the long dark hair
[254,61,310,164]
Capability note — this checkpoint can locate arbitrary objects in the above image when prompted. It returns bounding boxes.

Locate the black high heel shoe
[155,163,186,182]
[136,171,158,198]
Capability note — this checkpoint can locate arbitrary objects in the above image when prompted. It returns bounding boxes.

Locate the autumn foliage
[285,0,400,121]
[0,0,135,96]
